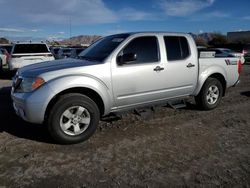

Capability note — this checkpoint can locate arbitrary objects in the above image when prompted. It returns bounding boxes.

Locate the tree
[47,40,60,46]
[0,37,10,44]
[195,36,208,47]
[208,33,228,47]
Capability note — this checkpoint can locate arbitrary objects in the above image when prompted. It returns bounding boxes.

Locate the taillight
[238,60,242,74]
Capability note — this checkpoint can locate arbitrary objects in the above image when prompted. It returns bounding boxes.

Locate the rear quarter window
[13,44,49,54]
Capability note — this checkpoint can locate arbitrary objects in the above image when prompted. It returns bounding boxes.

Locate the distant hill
[59,35,102,46]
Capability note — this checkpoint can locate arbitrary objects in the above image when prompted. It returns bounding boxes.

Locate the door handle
[186,63,195,68]
[154,66,164,72]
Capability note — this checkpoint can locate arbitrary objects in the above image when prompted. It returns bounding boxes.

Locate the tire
[48,93,100,144]
[195,78,223,110]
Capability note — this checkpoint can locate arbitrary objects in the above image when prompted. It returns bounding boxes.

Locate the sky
[0,0,250,41]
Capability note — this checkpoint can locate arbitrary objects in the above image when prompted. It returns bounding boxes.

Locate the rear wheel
[195,78,223,110]
[48,93,100,144]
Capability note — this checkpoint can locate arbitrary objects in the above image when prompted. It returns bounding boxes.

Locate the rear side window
[164,36,190,61]
[13,44,49,54]
[122,36,159,64]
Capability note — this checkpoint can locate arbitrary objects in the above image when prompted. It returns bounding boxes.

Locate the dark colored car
[243,44,250,63]
[0,44,13,54]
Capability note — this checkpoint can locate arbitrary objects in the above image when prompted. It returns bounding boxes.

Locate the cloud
[189,11,230,21]
[243,16,250,20]
[0,0,117,25]
[0,0,156,27]
[160,0,215,16]
[118,8,155,21]
[0,28,24,32]
[58,32,65,35]
[31,29,39,32]
[205,11,230,18]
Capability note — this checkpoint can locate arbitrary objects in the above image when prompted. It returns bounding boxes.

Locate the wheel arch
[194,72,227,97]
[207,73,226,96]
[44,87,105,122]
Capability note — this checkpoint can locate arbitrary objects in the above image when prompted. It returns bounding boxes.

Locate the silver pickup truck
[11,32,241,144]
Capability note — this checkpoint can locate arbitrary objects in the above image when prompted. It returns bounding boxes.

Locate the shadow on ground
[0,70,16,80]
[240,91,250,97]
[0,87,53,143]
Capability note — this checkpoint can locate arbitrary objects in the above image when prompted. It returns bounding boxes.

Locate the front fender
[193,65,227,96]
[46,75,113,115]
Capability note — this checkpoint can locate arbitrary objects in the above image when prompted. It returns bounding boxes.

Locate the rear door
[162,35,198,96]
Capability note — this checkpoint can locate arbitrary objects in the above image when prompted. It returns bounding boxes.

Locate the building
[227,31,250,43]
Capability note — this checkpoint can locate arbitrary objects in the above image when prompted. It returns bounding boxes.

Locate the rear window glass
[13,44,49,54]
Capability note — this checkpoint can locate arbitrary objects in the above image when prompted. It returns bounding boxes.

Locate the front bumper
[11,84,55,124]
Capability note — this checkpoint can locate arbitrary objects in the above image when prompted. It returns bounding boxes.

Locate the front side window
[120,36,159,64]
[164,36,190,61]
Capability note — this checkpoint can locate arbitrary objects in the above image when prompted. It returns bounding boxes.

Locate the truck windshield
[78,34,130,62]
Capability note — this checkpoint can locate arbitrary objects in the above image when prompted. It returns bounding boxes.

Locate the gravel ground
[0,66,249,187]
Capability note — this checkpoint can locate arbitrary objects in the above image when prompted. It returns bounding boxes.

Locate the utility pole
[69,15,72,39]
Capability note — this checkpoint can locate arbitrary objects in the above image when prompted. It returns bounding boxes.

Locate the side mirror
[117,53,137,65]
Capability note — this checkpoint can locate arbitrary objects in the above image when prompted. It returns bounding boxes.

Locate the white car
[210,48,245,64]
[0,50,7,71]
[9,43,55,70]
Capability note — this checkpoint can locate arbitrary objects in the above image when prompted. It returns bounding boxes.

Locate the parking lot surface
[0,67,250,187]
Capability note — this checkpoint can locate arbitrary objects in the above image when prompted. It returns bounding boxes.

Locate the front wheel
[48,93,100,144]
[195,78,223,110]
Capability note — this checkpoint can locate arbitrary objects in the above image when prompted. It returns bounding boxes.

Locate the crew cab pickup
[11,32,241,144]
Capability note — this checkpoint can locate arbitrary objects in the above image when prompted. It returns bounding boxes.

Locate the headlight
[18,77,45,93]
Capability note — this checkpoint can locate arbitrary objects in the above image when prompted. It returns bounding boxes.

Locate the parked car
[9,42,55,70]
[0,44,13,54]
[0,49,7,72]
[12,32,241,144]
[50,46,61,59]
[215,48,245,64]
[243,44,250,63]
[57,48,72,59]
[200,48,245,64]
[69,47,87,59]
[0,48,11,64]
[56,47,87,59]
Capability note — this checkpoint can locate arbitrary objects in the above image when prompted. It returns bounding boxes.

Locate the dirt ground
[0,65,250,188]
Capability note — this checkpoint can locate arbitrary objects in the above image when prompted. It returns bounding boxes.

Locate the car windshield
[78,34,130,62]
[13,44,49,54]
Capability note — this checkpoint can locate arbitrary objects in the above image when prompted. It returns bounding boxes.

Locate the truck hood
[18,58,102,78]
